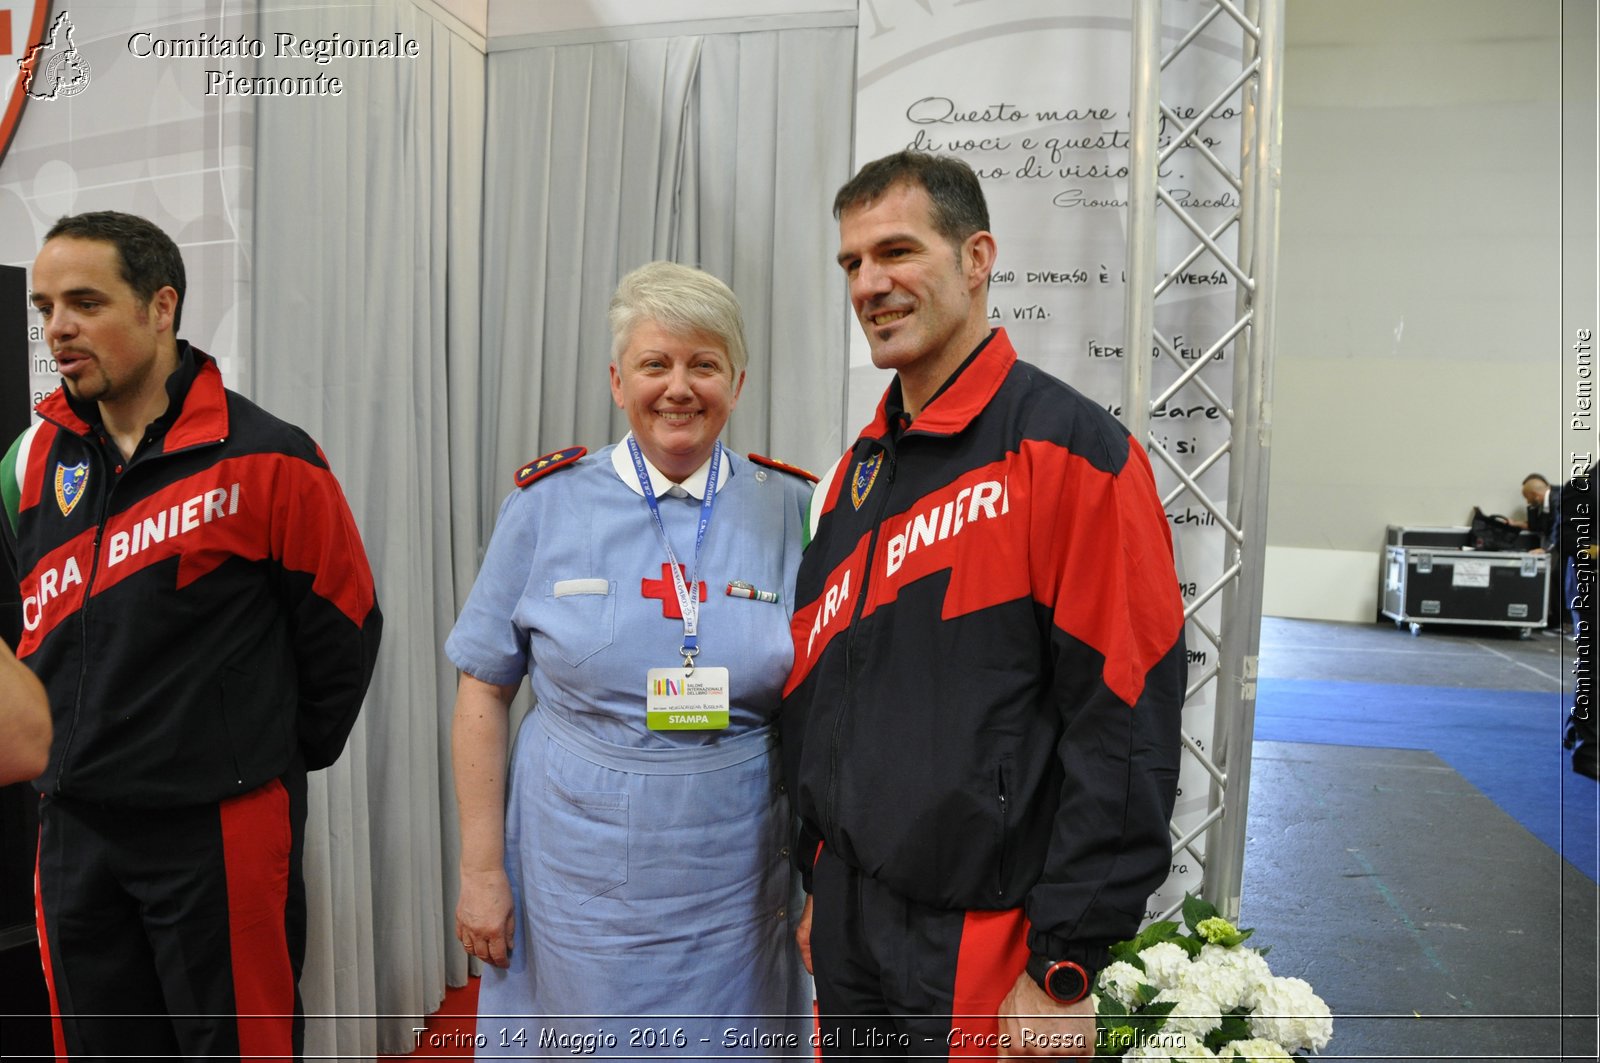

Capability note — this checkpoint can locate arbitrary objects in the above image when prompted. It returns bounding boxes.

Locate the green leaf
[1096,995,1130,1019]
[1131,982,1162,1007]
[1129,921,1182,951]
[1202,1012,1252,1051]
[1207,926,1254,948]
[1182,892,1219,930]
[1123,1010,1174,1040]
[1095,1022,1136,1056]
[1172,935,1204,958]
[1109,939,1145,967]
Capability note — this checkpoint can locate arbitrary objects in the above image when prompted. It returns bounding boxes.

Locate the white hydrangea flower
[1246,975,1334,1052]
[1217,1037,1292,1061]
[1098,960,1149,1007]
[1137,941,1193,990]
[1189,945,1261,1011]
[1198,942,1272,985]
[1152,983,1224,1040]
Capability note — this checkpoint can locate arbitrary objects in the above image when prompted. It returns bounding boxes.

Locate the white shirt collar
[611,433,732,500]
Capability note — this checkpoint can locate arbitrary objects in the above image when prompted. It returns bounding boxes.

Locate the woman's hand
[457,866,516,967]
[451,673,521,966]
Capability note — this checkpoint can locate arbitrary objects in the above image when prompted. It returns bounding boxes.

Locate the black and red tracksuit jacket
[780,327,1186,963]
[2,344,382,807]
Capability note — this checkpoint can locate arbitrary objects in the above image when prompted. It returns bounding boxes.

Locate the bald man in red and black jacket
[781,153,1185,1059]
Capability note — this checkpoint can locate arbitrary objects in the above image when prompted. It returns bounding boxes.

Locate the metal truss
[1122,0,1285,922]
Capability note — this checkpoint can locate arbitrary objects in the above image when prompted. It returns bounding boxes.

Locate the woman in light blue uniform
[448,262,813,1058]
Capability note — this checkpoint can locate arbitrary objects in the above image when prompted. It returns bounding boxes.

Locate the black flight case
[1381,525,1549,637]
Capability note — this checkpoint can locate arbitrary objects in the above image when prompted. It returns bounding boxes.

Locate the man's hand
[795,895,814,974]
[998,971,1094,1057]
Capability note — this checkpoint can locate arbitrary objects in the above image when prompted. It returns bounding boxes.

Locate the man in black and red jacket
[2,211,381,1061]
[780,153,1185,1057]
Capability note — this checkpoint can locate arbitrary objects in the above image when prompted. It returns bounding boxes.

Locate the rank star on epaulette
[515,446,586,488]
[747,453,819,483]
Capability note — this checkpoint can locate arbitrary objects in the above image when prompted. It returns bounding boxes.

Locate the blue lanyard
[626,436,722,667]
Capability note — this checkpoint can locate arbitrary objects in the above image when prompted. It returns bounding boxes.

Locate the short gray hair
[608,261,748,376]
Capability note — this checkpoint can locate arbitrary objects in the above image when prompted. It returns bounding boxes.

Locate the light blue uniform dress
[446,438,813,1059]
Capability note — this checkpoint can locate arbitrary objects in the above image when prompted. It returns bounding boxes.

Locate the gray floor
[1240,618,1596,1061]
[1258,613,1570,691]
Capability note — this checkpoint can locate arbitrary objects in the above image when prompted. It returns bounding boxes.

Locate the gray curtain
[479,23,855,538]
[250,0,485,1056]
[249,4,853,1055]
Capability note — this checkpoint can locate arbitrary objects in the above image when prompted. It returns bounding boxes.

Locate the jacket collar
[858,327,1015,443]
[36,342,231,453]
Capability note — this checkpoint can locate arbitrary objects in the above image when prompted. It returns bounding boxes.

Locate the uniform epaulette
[747,453,818,484]
[515,446,586,488]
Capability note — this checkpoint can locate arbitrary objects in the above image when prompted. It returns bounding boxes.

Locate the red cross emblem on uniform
[641,563,707,619]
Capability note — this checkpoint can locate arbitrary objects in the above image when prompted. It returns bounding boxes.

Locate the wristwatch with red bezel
[1025,953,1099,1005]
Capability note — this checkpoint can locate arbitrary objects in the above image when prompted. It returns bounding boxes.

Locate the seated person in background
[1512,473,1565,629]
[1510,473,1558,548]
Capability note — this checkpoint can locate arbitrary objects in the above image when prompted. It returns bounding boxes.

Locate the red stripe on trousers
[33,829,68,1061]
[220,779,295,1062]
[949,908,1030,1058]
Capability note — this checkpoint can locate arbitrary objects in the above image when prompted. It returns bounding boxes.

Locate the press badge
[646,666,731,731]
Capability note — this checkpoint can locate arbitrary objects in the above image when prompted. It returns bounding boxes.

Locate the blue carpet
[1255,676,1599,882]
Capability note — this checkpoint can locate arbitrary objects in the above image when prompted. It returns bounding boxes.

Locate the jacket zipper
[48,423,222,795]
[53,432,117,796]
[824,437,899,841]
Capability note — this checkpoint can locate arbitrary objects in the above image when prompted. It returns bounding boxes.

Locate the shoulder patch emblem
[515,446,586,488]
[54,461,89,517]
[747,453,819,484]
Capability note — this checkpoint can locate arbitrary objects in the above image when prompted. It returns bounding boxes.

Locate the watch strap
[1025,949,1106,1004]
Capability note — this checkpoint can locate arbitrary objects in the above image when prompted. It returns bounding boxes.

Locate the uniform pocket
[537,772,629,903]
[218,655,295,788]
[543,579,616,667]
[994,754,1015,901]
